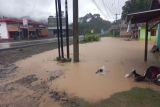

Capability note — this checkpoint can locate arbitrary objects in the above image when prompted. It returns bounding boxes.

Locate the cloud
[0,0,127,22]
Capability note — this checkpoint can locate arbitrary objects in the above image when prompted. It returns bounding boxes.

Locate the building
[0,17,48,41]
[120,20,134,38]
[48,11,66,38]
[127,0,160,61]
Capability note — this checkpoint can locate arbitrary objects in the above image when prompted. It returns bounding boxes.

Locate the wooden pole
[73,0,79,62]
[57,0,64,58]
[144,21,148,62]
[55,0,61,58]
[65,0,70,59]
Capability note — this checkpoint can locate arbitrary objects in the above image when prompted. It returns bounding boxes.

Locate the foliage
[122,0,152,19]
[79,13,111,34]
[100,32,113,37]
[82,33,100,43]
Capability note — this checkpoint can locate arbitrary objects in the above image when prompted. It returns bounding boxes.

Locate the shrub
[83,33,100,43]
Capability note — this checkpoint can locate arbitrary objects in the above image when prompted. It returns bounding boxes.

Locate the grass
[63,87,160,107]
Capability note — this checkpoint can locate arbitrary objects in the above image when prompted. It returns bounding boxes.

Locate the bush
[83,34,100,43]
[100,31,113,37]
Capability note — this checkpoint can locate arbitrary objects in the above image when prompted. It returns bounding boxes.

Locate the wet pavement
[0,38,56,51]
[0,36,84,51]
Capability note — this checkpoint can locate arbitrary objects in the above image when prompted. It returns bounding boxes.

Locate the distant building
[48,11,72,38]
[120,20,133,38]
[111,24,120,37]
[0,17,48,41]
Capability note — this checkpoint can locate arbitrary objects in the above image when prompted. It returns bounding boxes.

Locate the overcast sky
[0,0,127,22]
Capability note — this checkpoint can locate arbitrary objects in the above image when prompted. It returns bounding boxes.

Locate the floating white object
[125,69,136,78]
[96,65,106,75]
[157,74,160,82]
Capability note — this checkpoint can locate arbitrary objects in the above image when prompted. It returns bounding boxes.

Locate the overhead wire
[91,0,109,19]
[101,0,113,18]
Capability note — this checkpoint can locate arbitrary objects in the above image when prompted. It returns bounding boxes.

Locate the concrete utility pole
[73,0,79,62]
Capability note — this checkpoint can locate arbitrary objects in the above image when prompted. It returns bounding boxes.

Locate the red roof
[0,18,42,25]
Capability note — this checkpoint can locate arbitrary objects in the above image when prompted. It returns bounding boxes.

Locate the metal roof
[0,18,44,25]
[127,9,160,23]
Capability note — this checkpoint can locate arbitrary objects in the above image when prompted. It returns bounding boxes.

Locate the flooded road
[1,37,160,106]
[15,38,160,103]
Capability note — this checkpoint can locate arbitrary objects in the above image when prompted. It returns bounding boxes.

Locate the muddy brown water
[1,37,160,107]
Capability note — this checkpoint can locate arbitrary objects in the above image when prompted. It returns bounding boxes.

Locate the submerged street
[0,37,160,107]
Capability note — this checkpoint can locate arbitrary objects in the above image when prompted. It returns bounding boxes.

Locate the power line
[91,0,108,19]
[101,0,113,18]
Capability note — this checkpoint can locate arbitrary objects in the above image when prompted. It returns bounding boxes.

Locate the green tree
[122,0,152,19]
[78,13,111,34]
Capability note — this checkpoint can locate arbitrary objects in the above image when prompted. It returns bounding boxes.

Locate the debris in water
[96,65,106,75]
[125,69,136,78]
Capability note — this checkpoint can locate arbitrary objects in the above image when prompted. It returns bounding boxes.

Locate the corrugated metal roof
[127,9,160,23]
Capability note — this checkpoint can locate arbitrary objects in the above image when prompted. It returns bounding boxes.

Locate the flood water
[11,37,160,106]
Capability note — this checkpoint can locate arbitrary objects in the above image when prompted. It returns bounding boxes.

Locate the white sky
[0,0,127,22]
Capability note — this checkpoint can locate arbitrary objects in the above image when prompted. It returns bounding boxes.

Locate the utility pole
[57,0,64,58]
[114,13,120,36]
[55,0,61,58]
[115,13,120,23]
[65,0,70,59]
[73,0,79,62]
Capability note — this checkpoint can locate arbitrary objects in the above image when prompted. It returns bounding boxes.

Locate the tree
[122,0,152,19]
[78,13,111,34]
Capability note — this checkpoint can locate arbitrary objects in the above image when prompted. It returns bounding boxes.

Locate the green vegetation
[63,88,160,107]
[82,33,101,43]
[78,13,111,34]
[122,0,152,19]
[100,32,113,37]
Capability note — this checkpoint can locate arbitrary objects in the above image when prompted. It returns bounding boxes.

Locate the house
[137,0,160,42]
[0,17,48,41]
[138,25,156,41]
[120,20,134,38]
[127,0,160,61]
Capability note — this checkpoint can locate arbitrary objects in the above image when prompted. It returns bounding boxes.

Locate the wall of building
[156,24,160,48]
[139,26,156,41]
[0,22,8,39]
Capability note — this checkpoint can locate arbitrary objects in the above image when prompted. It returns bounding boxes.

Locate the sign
[0,22,8,39]
[23,18,28,27]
